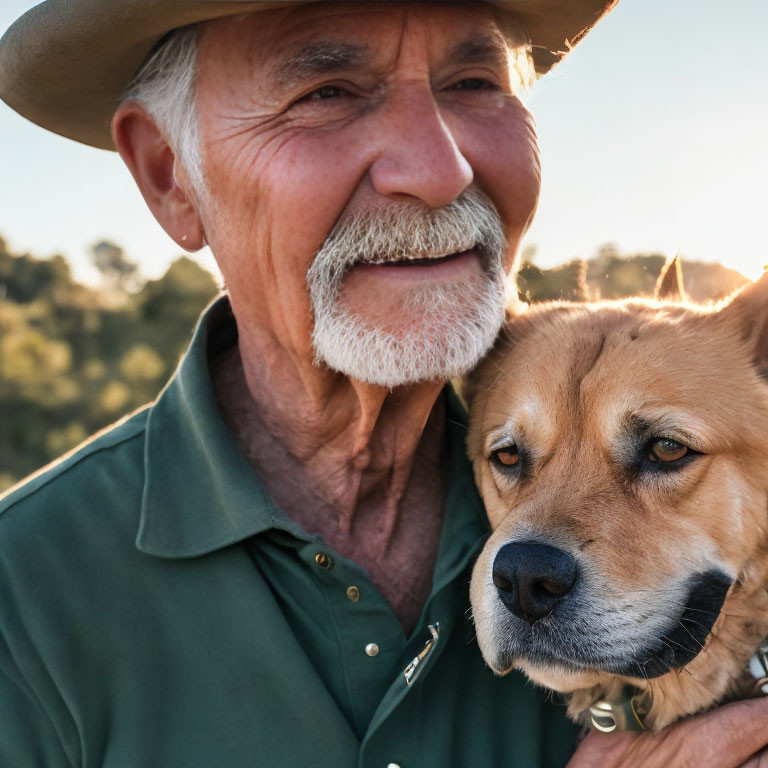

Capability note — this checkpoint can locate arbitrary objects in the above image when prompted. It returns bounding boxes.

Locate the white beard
[307,189,509,387]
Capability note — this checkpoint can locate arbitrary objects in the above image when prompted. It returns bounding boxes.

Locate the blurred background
[1,0,766,490]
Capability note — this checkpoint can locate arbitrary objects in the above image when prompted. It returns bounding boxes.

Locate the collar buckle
[748,639,768,696]
[589,685,652,733]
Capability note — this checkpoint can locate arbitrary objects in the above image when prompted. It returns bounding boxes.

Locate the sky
[1,0,767,284]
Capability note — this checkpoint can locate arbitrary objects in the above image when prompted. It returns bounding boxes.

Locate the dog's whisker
[674,622,706,650]
[678,617,714,633]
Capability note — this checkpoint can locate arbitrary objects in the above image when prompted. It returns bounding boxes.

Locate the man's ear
[718,270,768,378]
[655,255,685,301]
[112,102,206,251]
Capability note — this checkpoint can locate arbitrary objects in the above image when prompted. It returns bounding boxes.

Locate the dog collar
[588,638,768,733]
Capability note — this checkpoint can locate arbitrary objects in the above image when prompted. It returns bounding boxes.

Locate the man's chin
[311,294,505,388]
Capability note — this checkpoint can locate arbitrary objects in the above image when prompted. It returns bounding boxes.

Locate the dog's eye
[491,446,520,468]
[648,438,688,463]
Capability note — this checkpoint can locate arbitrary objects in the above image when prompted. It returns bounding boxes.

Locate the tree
[90,240,142,292]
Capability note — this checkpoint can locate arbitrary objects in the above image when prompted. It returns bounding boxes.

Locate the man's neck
[210,333,448,632]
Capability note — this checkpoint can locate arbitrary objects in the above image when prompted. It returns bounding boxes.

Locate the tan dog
[466,260,768,731]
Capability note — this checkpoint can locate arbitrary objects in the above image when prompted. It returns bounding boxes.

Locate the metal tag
[403,622,440,685]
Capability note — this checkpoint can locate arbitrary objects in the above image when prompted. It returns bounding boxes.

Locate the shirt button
[365,643,380,657]
[387,763,402,768]
[346,585,360,602]
[314,552,333,569]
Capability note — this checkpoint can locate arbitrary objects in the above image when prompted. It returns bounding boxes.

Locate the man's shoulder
[0,406,150,541]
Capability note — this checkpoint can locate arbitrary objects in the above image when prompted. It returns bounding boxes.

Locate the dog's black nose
[492,541,578,624]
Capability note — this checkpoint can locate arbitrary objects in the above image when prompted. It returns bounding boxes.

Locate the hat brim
[0,0,617,150]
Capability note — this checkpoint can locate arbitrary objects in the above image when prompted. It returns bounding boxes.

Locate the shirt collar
[136,296,297,558]
[136,295,487,560]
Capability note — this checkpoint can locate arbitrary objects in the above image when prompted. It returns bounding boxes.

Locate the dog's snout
[492,541,578,624]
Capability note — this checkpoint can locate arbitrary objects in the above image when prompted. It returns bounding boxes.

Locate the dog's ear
[718,270,768,378]
[655,255,685,301]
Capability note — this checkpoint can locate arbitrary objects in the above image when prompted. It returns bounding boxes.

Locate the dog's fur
[466,260,768,730]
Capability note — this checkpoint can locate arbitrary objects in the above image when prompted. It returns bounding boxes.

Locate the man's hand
[568,697,768,768]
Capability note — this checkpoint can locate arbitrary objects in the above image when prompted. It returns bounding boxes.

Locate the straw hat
[0,0,618,150]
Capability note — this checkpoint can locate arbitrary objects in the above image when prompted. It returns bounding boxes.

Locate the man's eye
[647,438,689,463]
[452,78,498,91]
[304,85,348,101]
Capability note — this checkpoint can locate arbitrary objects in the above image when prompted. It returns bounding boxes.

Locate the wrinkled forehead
[197,1,527,81]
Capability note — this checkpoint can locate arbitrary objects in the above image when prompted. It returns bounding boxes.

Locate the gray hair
[121,25,206,198]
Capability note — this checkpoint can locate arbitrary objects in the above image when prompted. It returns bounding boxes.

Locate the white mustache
[307,188,506,295]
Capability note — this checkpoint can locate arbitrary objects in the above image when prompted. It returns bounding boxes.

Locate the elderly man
[2,1,768,767]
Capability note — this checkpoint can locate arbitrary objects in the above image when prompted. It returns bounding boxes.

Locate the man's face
[195,2,541,383]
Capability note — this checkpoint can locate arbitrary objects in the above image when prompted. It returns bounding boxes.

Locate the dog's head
[466,267,768,729]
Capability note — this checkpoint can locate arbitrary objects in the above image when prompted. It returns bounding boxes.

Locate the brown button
[346,586,360,602]
[314,552,333,569]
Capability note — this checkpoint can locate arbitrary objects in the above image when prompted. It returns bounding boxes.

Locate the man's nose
[492,541,578,625]
[369,86,473,208]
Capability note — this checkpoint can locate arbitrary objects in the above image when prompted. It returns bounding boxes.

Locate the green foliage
[517,259,588,302]
[0,236,752,492]
[518,243,749,304]
[0,239,218,491]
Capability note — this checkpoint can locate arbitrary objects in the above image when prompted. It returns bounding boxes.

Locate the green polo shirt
[0,297,576,768]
